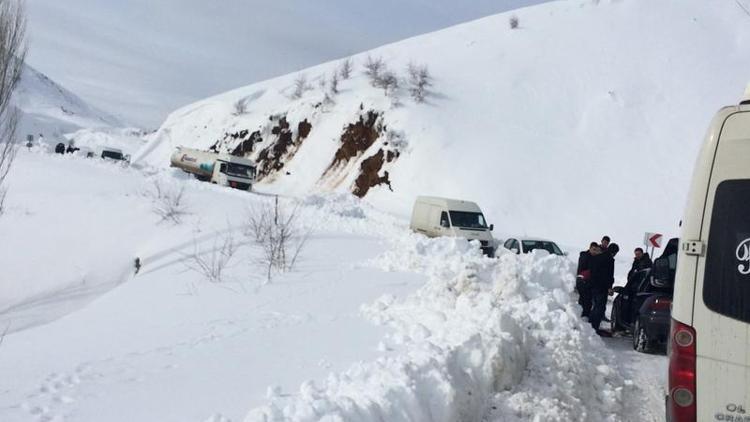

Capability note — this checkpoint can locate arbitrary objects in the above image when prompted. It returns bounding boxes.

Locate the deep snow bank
[245,234,625,421]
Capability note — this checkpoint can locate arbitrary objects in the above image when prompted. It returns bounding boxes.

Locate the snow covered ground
[0,149,666,421]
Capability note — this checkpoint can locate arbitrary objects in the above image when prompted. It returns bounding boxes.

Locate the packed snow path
[602,337,668,422]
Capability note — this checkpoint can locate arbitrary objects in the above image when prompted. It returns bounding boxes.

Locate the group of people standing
[575,236,655,336]
[575,236,619,336]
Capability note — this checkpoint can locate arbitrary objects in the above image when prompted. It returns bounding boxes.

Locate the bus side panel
[693,111,750,421]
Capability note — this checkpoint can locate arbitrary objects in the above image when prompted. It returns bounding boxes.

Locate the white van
[668,90,750,421]
[409,196,495,255]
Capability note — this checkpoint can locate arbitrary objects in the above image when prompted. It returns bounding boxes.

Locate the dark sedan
[610,238,678,353]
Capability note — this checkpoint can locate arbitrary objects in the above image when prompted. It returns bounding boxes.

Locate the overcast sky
[26,0,551,127]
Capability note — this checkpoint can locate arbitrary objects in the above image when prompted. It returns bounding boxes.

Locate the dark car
[610,238,678,353]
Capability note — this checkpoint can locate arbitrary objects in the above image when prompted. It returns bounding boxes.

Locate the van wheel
[633,319,651,353]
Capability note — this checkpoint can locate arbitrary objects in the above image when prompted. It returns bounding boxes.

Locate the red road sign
[644,232,663,248]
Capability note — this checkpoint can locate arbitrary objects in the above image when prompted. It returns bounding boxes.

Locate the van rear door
[693,110,750,421]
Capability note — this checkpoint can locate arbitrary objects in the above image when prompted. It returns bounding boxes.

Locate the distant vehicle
[170,146,256,191]
[501,237,565,256]
[668,90,750,422]
[610,237,678,353]
[409,196,495,256]
[100,147,125,161]
[77,147,95,158]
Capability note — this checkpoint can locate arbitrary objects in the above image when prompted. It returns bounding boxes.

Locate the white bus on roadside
[668,89,750,421]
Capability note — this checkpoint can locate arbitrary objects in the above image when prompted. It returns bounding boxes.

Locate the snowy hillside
[137,0,750,250]
[12,64,122,141]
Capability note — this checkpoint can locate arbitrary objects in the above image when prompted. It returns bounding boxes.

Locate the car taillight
[668,318,696,422]
[650,297,672,311]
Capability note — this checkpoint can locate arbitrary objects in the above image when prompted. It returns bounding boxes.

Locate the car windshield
[521,240,563,256]
[222,162,255,179]
[448,211,487,229]
[102,150,123,160]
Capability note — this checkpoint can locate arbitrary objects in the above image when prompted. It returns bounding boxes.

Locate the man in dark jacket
[589,243,619,334]
[576,242,601,317]
[627,247,653,279]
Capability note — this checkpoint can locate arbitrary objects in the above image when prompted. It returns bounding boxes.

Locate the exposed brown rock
[231,130,262,156]
[255,116,311,179]
[297,120,312,141]
[353,149,393,197]
[328,111,382,171]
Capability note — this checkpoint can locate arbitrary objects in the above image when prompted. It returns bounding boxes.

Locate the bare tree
[0,0,27,215]
[363,55,385,87]
[291,74,310,99]
[509,15,519,29]
[378,70,399,97]
[407,63,433,103]
[246,197,310,284]
[183,233,238,284]
[339,57,353,80]
[330,71,339,95]
[232,97,248,116]
[147,179,188,224]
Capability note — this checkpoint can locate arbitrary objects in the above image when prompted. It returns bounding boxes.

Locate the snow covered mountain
[137,0,750,251]
[12,64,122,141]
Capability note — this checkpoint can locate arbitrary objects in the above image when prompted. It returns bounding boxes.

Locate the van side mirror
[489,224,494,231]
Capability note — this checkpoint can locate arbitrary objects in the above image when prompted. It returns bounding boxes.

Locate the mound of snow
[245,235,626,421]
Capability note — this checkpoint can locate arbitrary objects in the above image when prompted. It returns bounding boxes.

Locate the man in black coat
[589,243,619,334]
[627,247,653,279]
[576,242,601,317]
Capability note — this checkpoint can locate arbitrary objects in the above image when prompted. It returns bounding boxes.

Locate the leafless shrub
[509,15,519,29]
[0,0,27,216]
[246,197,311,283]
[330,72,339,95]
[232,97,248,116]
[339,57,353,79]
[147,180,188,224]
[183,234,238,284]
[291,74,310,99]
[363,55,385,86]
[378,70,399,97]
[407,63,432,103]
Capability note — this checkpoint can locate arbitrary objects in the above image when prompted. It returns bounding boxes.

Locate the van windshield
[222,162,255,179]
[448,211,487,230]
[703,180,750,323]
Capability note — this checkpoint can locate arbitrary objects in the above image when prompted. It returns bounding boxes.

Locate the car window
[703,179,750,323]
